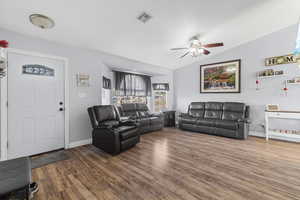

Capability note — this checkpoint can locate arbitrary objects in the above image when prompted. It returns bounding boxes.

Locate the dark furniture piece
[163,111,176,127]
[88,105,140,155]
[0,157,31,199]
[179,102,250,139]
[119,103,164,134]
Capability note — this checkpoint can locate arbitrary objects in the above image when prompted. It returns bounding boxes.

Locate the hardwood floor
[32,128,300,200]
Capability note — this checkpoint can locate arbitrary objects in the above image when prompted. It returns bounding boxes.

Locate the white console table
[265,110,300,141]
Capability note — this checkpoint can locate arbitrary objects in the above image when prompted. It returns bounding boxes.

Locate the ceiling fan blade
[180,51,190,58]
[170,47,188,51]
[203,43,224,48]
[203,49,210,55]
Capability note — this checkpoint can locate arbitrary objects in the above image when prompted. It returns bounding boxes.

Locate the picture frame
[76,73,90,87]
[200,59,241,93]
[266,104,280,111]
[103,76,111,89]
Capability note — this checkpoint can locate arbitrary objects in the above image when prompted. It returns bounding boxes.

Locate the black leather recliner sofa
[119,103,164,134]
[179,102,250,139]
[88,105,140,155]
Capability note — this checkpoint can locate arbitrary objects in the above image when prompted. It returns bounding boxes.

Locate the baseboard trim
[249,131,300,143]
[249,131,265,138]
[68,138,92,148]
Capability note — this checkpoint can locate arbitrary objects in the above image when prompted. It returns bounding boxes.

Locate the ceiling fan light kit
[171,37,224,58]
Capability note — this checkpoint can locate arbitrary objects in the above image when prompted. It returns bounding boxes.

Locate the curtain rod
[112,70,152,77]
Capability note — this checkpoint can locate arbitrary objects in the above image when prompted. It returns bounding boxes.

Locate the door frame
[0,48,70,161]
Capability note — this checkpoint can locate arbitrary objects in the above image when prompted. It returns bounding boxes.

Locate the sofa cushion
[204,102,223,119]
[136,103,149,111]
[138,111,150,118]
[180,116,198,125]
[222,102,246,121]
[121,104,139,119]
[189,102,205,118]
[197,119,216,127]
[215,120,238,130]
[119,126,139,140]
[136,104,150,118]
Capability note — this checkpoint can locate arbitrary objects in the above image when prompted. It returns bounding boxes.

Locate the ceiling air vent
[137,12,152,23]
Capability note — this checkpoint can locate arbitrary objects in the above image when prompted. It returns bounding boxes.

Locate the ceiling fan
[170,37,224,58]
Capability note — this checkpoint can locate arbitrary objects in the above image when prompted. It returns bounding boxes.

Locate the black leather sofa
[0,157,31,199]
[118,103,164,134]
[179,102,250,139]
[88,105,140,155]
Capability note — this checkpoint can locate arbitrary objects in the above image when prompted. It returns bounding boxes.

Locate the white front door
[7,52,65,159]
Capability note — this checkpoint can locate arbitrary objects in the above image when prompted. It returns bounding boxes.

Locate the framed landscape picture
[200,59,241,93]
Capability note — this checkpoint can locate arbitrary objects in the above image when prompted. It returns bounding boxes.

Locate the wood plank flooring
[32,128,300,200]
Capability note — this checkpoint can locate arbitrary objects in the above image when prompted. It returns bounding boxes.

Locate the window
[154,91,167,112]
[114,71,151,97]
[113,96,148,105]
[152,83,169,112]
[113,71,152,107]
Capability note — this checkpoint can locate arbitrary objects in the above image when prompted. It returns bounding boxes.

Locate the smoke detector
[137,12,152,23]
[29,14,55,29]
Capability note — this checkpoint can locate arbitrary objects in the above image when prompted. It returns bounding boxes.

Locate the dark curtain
[153,83,169,91]
[115,71,152,96]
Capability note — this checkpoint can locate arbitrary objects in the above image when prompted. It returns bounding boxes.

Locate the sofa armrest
[120,116,130,122]
[237,119,251,124]
[179,113,189,118]
[149,113,163,118]
[237,121,249,139]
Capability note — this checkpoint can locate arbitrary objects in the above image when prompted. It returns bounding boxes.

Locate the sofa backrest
[94,105,118,122]
[136,103,150,117]
[121,103,139,118]
[116,106,124,116]
[222,102,246,121]
[88,105,119,128]
[204,102,224,119]
[189,102,205,118]
[187,102,248,121]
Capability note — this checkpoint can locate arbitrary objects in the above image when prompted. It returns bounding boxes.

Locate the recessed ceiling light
[29,14,55,29]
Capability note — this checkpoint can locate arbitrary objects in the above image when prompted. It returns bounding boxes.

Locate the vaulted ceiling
[0,0,300,69]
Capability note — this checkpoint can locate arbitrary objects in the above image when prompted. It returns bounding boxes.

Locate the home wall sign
[265,54,297,66]
[22,64,54,76]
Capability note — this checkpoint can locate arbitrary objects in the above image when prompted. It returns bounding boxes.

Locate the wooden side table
[163,111,176,127]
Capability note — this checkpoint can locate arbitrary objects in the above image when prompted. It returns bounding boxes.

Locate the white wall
[174,24,300,133]
[0,28,174,149]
